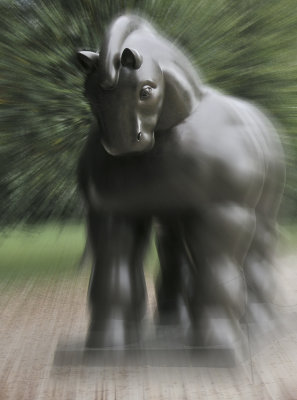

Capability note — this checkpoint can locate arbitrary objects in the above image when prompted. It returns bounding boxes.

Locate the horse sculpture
[77,14,285,349]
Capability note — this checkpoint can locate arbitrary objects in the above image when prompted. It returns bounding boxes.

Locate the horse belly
[87,162,191,214]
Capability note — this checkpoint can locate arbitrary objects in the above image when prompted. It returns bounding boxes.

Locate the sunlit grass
[0,222,85,281]
[0,222,295,282]
[0,222,159,281]
[278,224,297,254]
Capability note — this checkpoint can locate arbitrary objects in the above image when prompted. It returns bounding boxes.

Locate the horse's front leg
[182,203,256,347]
[155,217,191,326]
[86,210,151,348]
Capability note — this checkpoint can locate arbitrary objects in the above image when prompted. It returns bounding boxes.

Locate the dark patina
[77,14,285,349]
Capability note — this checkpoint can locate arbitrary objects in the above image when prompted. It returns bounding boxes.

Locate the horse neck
[156,47,202,131]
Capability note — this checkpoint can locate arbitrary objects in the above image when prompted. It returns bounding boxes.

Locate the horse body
[80,87,279,213]
[77,14,285,348]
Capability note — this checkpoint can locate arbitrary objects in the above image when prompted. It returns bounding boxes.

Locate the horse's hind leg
[243,215,277,322]
[244,162,285,320]
[182,205,256,347]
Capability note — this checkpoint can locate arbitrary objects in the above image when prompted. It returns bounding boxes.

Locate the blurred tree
[0,0,296,223]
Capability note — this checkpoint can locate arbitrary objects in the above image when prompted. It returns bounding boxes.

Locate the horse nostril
[137,132,142,141]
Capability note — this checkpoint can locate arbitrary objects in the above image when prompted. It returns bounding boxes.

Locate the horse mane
[97,14,203,129]
[98,14,154,89]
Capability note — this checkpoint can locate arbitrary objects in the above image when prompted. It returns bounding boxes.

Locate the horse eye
[140,86,152,100]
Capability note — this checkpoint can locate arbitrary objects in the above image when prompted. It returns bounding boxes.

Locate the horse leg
[182,204,256,347]
[243,215,278,323]
[154,217,191,326]
[244,163,284,321]
[78,219,93,269]
[86,210,151,348]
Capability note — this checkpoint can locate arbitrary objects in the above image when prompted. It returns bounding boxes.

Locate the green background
[1,0,296,225]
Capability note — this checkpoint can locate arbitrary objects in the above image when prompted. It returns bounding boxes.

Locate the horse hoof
[187,317,245,348]
[85,319,141,348]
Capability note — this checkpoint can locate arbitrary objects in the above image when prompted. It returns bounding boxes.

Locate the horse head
[77,15,201,156]
[78,46,164,156]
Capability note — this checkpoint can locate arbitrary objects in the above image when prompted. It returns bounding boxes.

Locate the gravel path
[1,254,297,399]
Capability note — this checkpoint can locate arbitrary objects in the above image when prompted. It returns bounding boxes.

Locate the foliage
[0,0,297,223]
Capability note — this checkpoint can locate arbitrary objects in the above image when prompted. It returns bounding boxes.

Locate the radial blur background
[1,2,297,398]
[0,0,297,225]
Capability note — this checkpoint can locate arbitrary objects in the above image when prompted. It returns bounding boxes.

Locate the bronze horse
[77,14,285,348]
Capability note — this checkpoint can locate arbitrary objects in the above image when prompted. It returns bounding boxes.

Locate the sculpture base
[54,326,249,368]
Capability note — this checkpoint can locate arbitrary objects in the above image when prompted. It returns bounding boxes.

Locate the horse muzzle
[101,131,155,156]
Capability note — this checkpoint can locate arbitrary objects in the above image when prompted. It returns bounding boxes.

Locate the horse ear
[77,51,99,73]
[120,48,143,69]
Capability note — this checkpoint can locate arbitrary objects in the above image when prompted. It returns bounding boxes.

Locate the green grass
[0,222,86,281]
[0,222,159,281]
[278,224,297,254]
[0,222,295,282]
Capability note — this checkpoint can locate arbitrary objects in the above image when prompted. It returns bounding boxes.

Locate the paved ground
[1,253,297,399]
